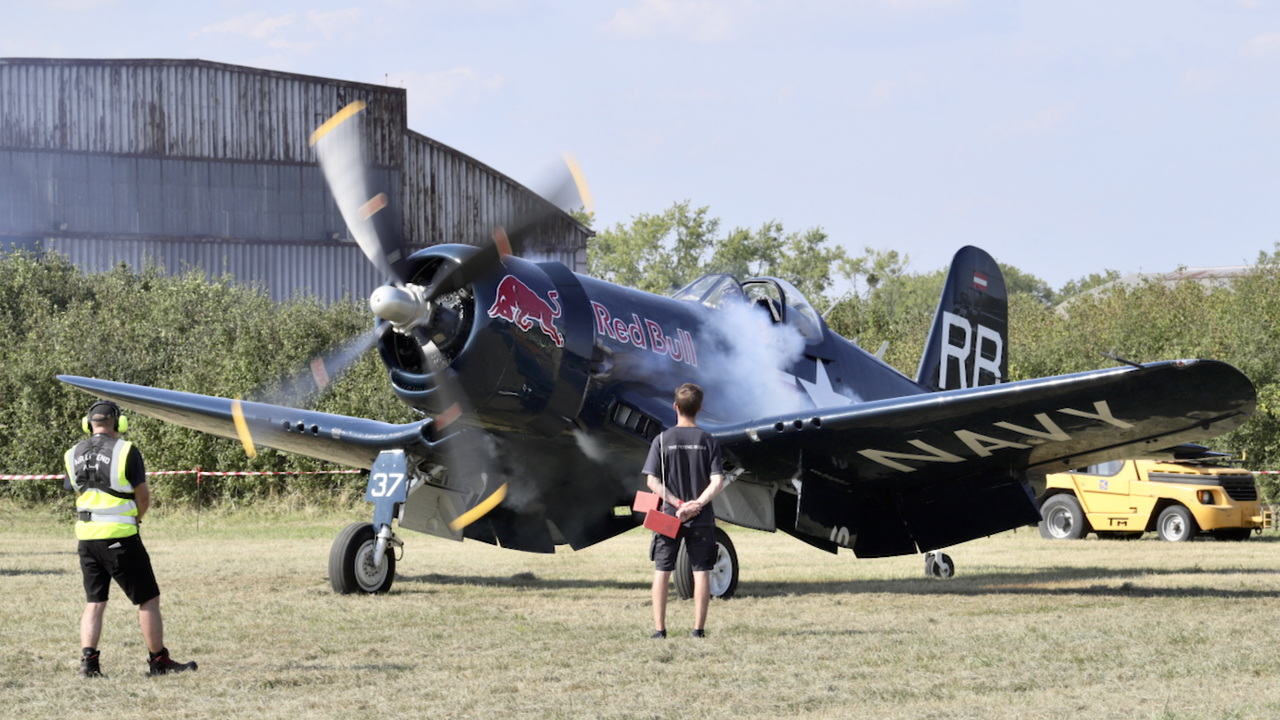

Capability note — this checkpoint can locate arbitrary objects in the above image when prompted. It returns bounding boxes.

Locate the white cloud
[598,0,737,43]
[867,72,924,110]
[1243,32,1280,56]
[198,12,299,41]
[195,8,361,53]
[41,0,117,9]
[1179,67,1218,93]
[881,0,966,10]
[392,67,507,123]
[995,102,1079,136]
[868,80,898,109]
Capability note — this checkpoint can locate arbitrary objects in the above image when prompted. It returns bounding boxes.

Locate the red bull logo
[487,275,564,347]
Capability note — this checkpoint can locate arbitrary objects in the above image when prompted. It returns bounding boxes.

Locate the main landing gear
[330,522,400,594]
[330,450,410,595]
[674,527,740,601]
[924,551,954,579]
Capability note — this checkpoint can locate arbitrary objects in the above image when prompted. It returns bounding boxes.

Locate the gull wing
[708,359,1255,557]
[59,375,430,470]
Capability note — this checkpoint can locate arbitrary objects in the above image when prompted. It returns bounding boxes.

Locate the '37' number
[369,472,404,498]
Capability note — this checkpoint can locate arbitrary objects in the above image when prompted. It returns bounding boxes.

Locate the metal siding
[2,58,590,294]
[0,59,405,167]
[400,130,591,265]
[44,236,383,303]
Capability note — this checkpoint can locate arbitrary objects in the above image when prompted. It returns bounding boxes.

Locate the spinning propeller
[232,100,592,531]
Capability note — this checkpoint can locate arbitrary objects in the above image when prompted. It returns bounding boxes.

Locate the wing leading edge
[58,375,432,470]
[708,359,1256,557]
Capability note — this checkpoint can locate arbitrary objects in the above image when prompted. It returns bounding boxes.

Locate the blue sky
[5,0,1280,291]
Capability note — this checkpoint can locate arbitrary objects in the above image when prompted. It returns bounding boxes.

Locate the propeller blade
[311,102,411,285]
[560,152,595,215]
[230,397,258,459]
[448,481,508,531]
[254,327,381,408]
[421,227,512,304]
[227,327,382,459]
[422,342,507,527]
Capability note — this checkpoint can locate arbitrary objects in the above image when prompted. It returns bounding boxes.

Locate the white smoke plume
[693,301,808,422]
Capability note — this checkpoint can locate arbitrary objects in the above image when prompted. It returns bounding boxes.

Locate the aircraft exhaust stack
[370,284,434,332]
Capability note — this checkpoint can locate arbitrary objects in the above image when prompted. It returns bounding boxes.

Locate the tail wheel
[329,522,396,594]
[1156,506,1198,542]
[674,527,739,601]
[925,552,954,579]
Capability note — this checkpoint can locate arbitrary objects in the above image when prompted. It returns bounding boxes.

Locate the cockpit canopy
[671,274,824,343]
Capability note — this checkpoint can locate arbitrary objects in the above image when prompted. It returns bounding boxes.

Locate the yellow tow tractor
[1038,446,1264,542]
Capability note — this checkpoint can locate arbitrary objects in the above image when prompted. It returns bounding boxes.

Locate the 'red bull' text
[591,301,698,367]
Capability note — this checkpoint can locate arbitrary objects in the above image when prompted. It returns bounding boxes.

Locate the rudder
[915,246,1008,392]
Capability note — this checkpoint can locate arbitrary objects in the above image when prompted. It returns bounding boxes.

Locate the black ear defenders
[82,400,128,434]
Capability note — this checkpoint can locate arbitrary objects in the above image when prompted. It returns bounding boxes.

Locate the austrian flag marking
[973,272,988,291]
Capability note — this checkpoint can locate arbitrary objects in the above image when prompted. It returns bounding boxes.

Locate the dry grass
[3,502,1280,719]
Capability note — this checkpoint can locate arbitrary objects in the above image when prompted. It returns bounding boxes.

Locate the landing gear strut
[329,449,410,594]
[329,522,398,594]
[924,551,954,579]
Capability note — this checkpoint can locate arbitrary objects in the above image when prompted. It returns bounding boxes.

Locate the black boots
[79,648,101,678]
[147,647,198,676]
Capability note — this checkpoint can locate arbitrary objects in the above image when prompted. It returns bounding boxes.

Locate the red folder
[643,508,681,538]
[632,490,660,513]
[634,490,680,538]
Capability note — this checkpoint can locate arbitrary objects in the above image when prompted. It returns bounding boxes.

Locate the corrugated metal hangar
[0,58,591,302]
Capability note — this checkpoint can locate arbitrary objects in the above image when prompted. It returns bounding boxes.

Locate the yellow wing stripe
[448,482,508,531]
[309,100,367,146]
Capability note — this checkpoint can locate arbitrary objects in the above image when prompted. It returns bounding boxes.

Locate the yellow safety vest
[65,436,139,540]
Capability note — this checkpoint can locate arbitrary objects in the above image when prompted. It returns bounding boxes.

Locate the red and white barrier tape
[1,469,363,481]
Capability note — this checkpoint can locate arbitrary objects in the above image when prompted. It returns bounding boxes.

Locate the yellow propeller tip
[561,152,595,215]
[309,100,367,147]
[230,397,258,459]
[448,482,508,531]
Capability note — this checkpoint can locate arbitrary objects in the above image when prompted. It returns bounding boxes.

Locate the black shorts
[651,525,717,572]
[79,534,160,605]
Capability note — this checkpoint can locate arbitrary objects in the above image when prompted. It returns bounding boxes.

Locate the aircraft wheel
[924,552,954,579]
[329,522,396,594]
[1156,505,1198,542]
[1039,494,1088,540]
[674,527,739,601]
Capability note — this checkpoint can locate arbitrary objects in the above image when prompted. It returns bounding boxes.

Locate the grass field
[2,502,1279,719]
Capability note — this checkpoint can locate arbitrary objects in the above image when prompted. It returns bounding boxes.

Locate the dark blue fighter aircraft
[59,103,1257,596]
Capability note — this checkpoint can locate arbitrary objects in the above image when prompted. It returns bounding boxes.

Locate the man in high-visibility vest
[66,400,196,677]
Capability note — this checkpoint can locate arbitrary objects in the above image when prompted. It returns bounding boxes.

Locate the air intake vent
[612,403,662,441]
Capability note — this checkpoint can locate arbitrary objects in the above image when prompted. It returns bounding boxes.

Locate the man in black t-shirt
[641,383,725,639]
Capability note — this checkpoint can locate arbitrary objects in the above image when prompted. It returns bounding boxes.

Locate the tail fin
[915,246,1008,392]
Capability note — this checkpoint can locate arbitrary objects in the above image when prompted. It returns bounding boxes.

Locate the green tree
[0,252,410,506]
[587,201,854,302]
[1056,269,1121,302]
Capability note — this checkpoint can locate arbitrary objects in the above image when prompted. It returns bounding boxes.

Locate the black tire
[1212,528,1252,542]
[1156,505,1198,542]
[329,522,396,594]
[927,552,954,579]
[674,526,739,601]
[1039,495,1088,540]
